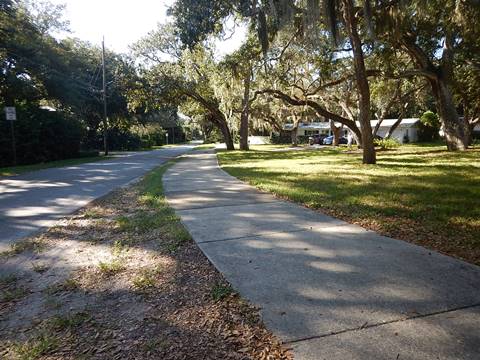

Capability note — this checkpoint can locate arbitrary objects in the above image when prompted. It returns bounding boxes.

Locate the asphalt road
[0,145,194,252]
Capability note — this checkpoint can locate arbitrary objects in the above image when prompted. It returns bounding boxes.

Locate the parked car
[308,134,328,145]
[323,135,348,145]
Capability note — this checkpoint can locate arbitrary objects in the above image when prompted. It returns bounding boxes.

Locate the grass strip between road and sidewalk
[218,143,480,266]
[0,157,291,359]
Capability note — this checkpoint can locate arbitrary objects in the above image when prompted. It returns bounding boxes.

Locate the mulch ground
[0,183,292,359]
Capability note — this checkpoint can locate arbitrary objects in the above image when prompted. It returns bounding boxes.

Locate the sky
[49,0,246,56]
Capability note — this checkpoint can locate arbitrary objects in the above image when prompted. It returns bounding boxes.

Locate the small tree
[418,111,441,142]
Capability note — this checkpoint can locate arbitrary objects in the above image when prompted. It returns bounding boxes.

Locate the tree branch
[254,88,362,139]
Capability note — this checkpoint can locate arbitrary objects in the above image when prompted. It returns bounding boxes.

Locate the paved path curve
[0,145,194,252]
[164,150,480,360]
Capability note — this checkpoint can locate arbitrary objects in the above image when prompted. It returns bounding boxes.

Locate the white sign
[4,107,16,121]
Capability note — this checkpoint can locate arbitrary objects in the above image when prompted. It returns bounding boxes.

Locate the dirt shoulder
[0,162,291,360]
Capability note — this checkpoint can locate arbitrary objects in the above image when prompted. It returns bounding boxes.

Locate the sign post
[4,107,17,165]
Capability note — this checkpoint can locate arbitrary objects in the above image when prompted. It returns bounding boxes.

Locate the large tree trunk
[342,0,376,164]
[184,90,234,150]
[239,69,251,151]
[430,78,470,150]
[330,120,341,146]
[400,32,469,151]
[217,118,234,150]
[291,115,299,146]
[339,104,363,148]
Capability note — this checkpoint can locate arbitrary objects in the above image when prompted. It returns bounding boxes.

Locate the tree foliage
[0,0,160,165]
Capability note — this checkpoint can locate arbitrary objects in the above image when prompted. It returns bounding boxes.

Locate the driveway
[0,145,194,252]
[163,150,480,360]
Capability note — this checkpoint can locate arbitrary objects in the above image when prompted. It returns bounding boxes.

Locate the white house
[283,122,349,137]
[283,118,420,143]
[366,118,420,143]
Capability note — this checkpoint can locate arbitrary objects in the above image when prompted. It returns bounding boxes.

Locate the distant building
[473,123,480,137]
[282,118,420,143]
[367,118,420,143]
[282,122,345,137]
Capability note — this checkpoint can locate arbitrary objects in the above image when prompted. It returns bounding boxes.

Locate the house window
[305,130,320,136]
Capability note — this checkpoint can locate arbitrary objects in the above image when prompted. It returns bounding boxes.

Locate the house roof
[365,118,420,128]
[283,122,331,130]
[283,118,420,130]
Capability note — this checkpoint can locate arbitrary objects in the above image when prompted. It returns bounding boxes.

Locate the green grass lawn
[0,156,110,177]
[218,144,480,265]
[194,143,299,151]
[152,143,188,149]
[193,143,217,151]
[249,144,297,151]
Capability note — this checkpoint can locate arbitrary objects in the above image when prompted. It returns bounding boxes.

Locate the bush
[0,105,84,167]
[204,128,223,143]
[144,128,166,146]
[270,133,291,144]
[132,124,167,148]
[296,135,311,144]
[105,128,142,151]
[420,110,440,128]
[418,111,440,142]
[374,137,401,149]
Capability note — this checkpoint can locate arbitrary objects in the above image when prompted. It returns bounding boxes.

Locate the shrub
[104,128,142,151]
[0,105,84,167]
[418,111,441,142]
[204,127,223,144]
[296,135,311,144]
[420,110,440,128]
[374,137,401,149]
[270,133,291,144]
[132,124,167,147]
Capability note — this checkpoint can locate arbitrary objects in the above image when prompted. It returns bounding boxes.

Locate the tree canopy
[2,0,479,166]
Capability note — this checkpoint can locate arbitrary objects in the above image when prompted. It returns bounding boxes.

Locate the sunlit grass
[132,266,165,291]
[0,238,45,258]
[136,159,192,251]
[9,333,58,360]
[194,143,217,150]
[218,144,480,264]
[97,259,126,275]
[249,144,295,151]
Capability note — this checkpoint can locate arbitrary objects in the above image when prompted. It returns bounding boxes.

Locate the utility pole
[102,37,108,155]
[9,119,16,165]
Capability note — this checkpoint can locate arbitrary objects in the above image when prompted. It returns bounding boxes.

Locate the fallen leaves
[0,177,292,359]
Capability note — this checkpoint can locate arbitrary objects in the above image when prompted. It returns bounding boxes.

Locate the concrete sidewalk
[163,150,480,360]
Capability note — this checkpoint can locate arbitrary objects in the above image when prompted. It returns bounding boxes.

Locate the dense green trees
[0,0,175,166]
[2,0,479,166]
[132,24,246,150]
[168,0,480,163]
